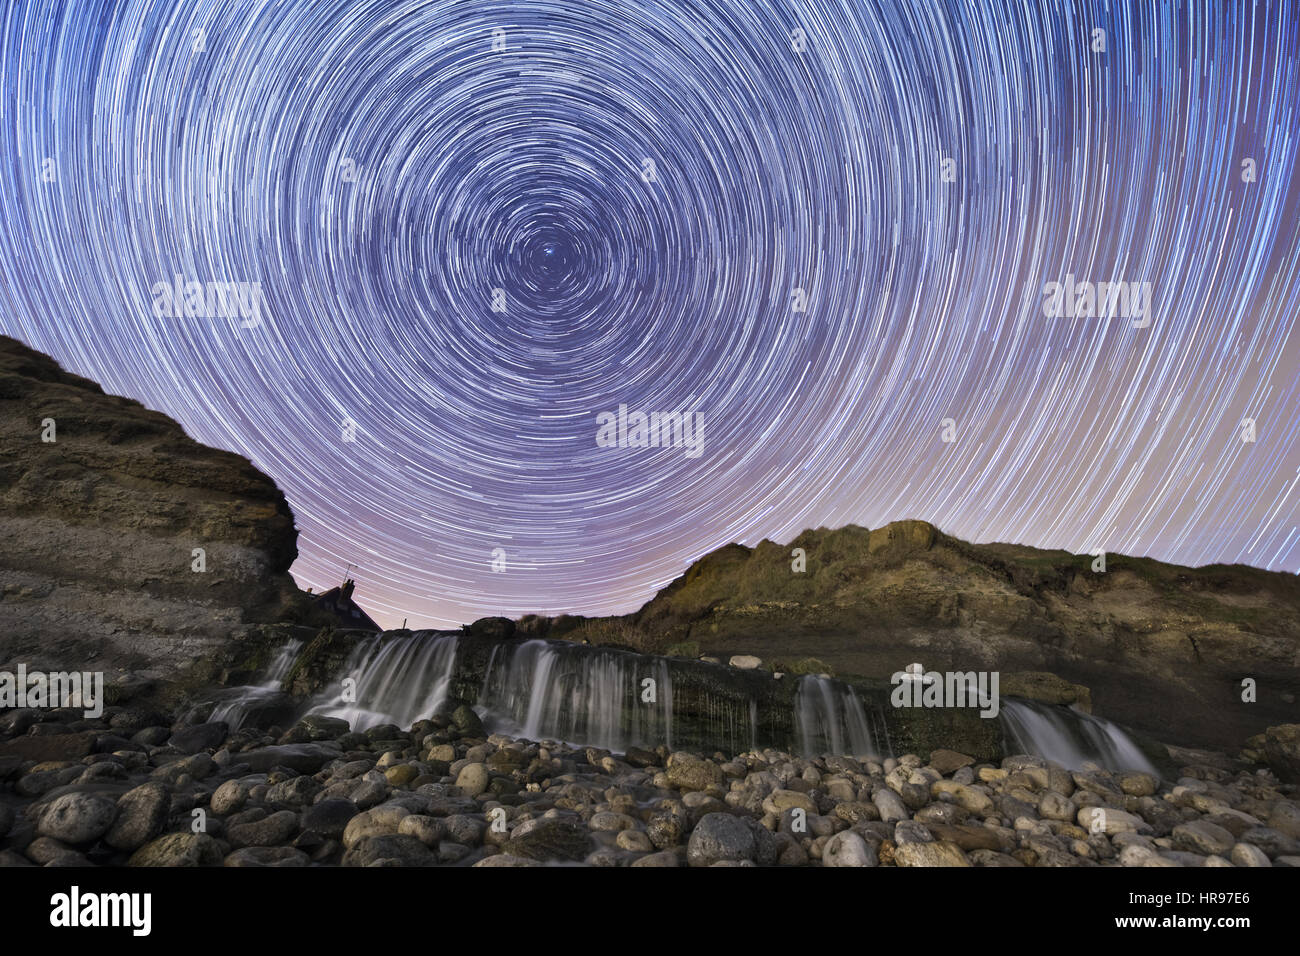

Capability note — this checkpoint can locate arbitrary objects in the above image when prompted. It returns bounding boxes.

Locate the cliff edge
[0,335,320,702]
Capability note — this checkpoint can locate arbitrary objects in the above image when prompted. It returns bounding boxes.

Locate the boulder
[342,834,437,867]
[893,840,971,867]
[223,744,337,774]
[822,831,877,866]
[224,846,309,867]
[301,799,360,839]
[872,787,910,822]
[473,854,543,867]
[128,833,224,867]
[227,810,298,848]
[1075,806,1150,836]
[687,812,755,867]
[450,705,485,738]
[926,824,1003,852]
[36,791,117,845]
[507,817,590,862]
[0,731,100,763]
[296,714,350,740]
[104,782,170,851]
[455,763,490,797]
[1171,821,1236,857]
[665,752,723,792]
[168,722,228,754]
[928,749,976,775]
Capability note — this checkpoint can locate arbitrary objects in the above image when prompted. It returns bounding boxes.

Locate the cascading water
[477,639,674,751]
[793,675,888,759]
[306,630,462,732]
[192,638,303,731]
[218,630,1165,774]
[1000,698,1159,774]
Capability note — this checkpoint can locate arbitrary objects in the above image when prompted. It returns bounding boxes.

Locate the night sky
[2,1,1298,629]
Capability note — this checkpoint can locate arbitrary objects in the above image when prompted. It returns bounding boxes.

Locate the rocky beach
[2,702,1299,868]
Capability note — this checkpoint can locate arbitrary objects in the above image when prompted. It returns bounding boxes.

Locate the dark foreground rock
[2,707,1297,868]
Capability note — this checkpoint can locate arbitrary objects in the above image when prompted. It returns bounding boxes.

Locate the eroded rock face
[564,521,1300,752]
[0,335,319,702]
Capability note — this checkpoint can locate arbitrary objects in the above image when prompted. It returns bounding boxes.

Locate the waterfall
[793,675,887,759]
[306,630,462,732]
[216,630,1164,774]
[477,639,674,751]
[196,638,303,731]
[1000,698,1159,774]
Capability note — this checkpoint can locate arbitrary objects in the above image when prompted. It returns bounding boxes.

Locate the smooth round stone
[455,763,490,797]
[686,812,755,867]
[823,831,878,867]
[104,782,170,851]
[616,829,654,853]
[224,846,309,867]
[37,792,117,845]
[589,811,637,832]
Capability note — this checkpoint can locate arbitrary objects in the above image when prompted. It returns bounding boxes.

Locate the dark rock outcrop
[535,520,1300,751]
[0,335,324,704]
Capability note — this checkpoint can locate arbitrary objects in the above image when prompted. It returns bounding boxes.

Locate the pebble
[36,792,118,845]
[823,830,877,866]
[4,706,1297,871]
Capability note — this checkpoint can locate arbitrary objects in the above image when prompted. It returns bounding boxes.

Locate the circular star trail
[1,0,1298,627]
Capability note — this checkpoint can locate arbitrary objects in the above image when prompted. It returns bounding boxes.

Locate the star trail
[1,0,1298,628]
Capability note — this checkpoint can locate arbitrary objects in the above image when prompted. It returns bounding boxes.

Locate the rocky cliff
[2,335,1294,754]
[0,335,322,703]
[538,520,1300,752]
